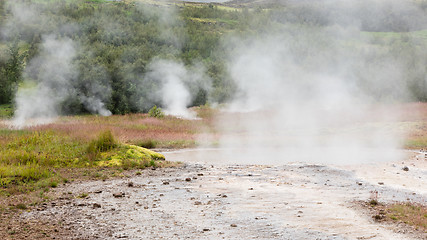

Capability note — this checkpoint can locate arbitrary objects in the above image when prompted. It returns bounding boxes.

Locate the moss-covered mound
[97,144,165,168]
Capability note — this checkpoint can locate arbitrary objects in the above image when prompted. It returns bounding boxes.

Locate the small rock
[378,182,384,185]
[128,182,134,187]
[402,166,409,171]
[198,173,204,176]
[248,188,254,190]
[135,201,139,204]
[356,182,363,186]
[230,224,237,227]
[194,201,202,205]
[93,203,101,209]
[113,192,125,198]
[203,228,210,231]
[297,210,303,214]
[163,181,170,185]
[94,190,102,194]
[185,178,192,182]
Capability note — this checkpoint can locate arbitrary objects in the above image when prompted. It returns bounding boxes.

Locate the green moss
[96,144,165,167]
[127,144,165,160]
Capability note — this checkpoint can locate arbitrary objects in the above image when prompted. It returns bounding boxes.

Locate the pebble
[185,178,192,182]
[113,192,125,198]
[230,224,237,227]
[128,182,134,187]
[402,166,409,171]
[93,203,102,209]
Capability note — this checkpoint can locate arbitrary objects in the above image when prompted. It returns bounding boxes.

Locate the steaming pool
[161,147,406,165]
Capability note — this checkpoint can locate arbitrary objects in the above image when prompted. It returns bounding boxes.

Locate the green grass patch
[0,129,166,193]
[133,139,197,149]
[156,140,197,149]
[404,137,427,148]
[0,104,13,118]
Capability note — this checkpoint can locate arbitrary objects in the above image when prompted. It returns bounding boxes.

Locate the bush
[135,139,157,149]
[87,130,117,160]
[148,105,164,118]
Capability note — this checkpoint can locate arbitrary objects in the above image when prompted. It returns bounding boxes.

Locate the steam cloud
[142,59,211,119]
[132,4,211,118]
[13,35,77,128]
[207,0,425,165]
[3,1,112,128]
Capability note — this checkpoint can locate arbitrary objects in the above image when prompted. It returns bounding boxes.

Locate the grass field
[0,106,216,197]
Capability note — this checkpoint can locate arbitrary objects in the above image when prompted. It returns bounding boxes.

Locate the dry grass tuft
[386,203,427,231]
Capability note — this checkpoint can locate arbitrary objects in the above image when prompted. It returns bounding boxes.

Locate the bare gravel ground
[16,150,426,240]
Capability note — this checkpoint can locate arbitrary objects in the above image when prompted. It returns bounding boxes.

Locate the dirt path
[18,150,426,239]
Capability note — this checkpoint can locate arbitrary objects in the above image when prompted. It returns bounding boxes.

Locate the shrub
[15,203,27,210]
[87,130,117,160]
[148,105,164,118]
[135,139,157,149]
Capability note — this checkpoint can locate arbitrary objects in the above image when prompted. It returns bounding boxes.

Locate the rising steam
[208,1,422,165]
[3,1,112,128]
[12,35,77,128]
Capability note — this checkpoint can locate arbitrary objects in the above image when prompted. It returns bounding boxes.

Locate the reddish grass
[3,103,427,148]
[28,113,211,147]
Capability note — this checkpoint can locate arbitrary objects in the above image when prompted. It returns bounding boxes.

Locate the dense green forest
[2,0,427,115]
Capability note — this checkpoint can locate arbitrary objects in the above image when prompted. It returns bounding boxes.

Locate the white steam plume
[144,59,211,119]
[12,35,77,128]
[205,2,424,165]
[133,4,211,117]
[4,1,112,128]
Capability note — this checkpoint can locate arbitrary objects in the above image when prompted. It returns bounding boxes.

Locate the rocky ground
[7,150,425,239]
